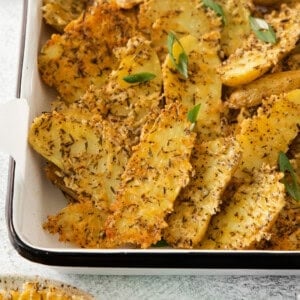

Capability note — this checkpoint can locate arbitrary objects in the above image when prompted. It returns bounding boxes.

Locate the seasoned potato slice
[164,137,241,248]
[162,32,223,140]
[29,111,130,208]
[44,201,112,248]
[38,1,138,103]
[219,4,300,86]
[42,0,90,32]
[105,102,196,248]
[227,70,300,108]
[199,165,285,249]
[217,0,252,57]
[235,89,300,180]
[103,35,163,133]
[139,0,221,60]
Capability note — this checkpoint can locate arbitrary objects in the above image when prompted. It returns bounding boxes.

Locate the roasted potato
[227,70,300,108]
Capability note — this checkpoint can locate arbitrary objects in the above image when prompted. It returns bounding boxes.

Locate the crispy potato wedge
[38,1,138,103]
[227,70,300,108]
[219,4,300,86]
[162,32,223,140]
[29,111,130,208]
[44,201,112,248]
[164,137,241,248]
[199,165,285,250]
[105,102,196,248]
[103,35,163,133]
[235,89,300,180]
[42,0,90,32]
[139,0,221,61]
[52,35,162,137]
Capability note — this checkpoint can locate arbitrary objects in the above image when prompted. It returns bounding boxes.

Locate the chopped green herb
[123,72,156,83]
[167,32,189,79]
[278,151,300,202]
[203,0,226,25]
[152,240,169,247]
[249,16,277,44]
[187,104,201,124]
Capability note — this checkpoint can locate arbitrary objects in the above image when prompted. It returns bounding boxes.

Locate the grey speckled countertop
[0,1,299,299]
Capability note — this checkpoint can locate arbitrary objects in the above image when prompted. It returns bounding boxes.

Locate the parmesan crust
[219,4,300,86]
[105,102,196,248]
[44,201,112,248]
[164,137,241,248]
[162,32,223,140]
[138,0,221,61]
[29,110,131,209]
[235,90,300,181]
[199,165,285,250]
[39,1,138,102]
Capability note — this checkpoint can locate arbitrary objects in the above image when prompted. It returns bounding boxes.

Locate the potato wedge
[164,137,241,248]
[38,1,138,102]
[235,89,300,180]
[44,201,112,248]
[105,102,195,248]
[29,111,131,209]
[139,0,221,60]
[219,4,300,86]
[227,70,300,108]
[162,32,223,140]
[199,165,285,250]
[103,35,163,133]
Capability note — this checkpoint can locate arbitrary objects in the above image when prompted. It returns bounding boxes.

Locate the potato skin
[227,70,300,108]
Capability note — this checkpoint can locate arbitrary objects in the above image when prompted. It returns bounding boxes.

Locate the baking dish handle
[0,98,29,164]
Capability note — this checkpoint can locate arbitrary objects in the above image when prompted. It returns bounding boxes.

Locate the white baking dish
[0,0,299,275]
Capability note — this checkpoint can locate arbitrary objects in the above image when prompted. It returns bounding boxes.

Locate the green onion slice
[187,104,201,124]
[278,151,300,202]
[249,16,277,44]
[167,32,189,79]
[203,0,226,24]
[123,72,156,83]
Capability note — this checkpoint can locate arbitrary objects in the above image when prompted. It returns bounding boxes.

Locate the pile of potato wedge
[29,0,300,250]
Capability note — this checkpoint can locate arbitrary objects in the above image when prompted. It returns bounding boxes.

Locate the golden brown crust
[219,4,300,86]
[44,201,112,248]
[199,165,285,250]
[105,102,196,248]
[162,32,223,140]
[138,0,221,61]
[234,90,300,181]
[39,1,138,102]
[164,137,241,248]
